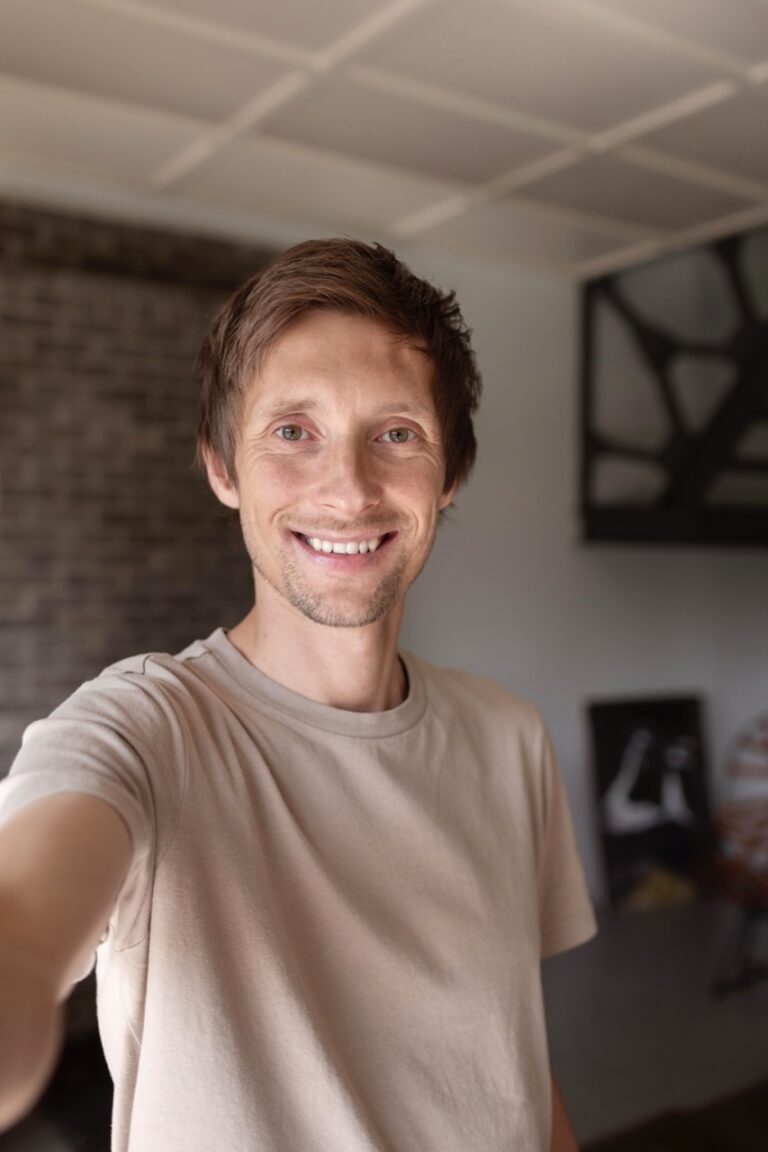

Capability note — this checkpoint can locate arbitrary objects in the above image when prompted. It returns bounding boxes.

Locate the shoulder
[38,641,218,745]
[405,650,545,740]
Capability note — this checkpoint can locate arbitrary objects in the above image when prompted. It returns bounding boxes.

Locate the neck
[226,597,408,713]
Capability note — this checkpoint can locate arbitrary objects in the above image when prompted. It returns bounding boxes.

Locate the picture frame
[588,696,717,909]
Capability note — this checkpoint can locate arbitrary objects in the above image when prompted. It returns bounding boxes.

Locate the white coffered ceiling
[2,0,768,277]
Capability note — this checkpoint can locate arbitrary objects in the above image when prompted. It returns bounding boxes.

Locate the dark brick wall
[1,202,275,774]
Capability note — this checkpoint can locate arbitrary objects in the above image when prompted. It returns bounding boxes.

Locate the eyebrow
[251,396,437,423]
[249,396,316,422]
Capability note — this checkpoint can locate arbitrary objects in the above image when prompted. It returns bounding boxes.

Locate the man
[0,240,596,1151]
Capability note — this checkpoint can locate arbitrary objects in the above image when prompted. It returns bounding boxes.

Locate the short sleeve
[0,663,186,947]
[536,722,598,959]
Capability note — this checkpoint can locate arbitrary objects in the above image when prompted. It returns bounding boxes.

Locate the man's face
[207,310,455,629]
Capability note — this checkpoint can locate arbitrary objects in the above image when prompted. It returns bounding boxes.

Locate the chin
[287,574,405,629]
[294,591,402,629]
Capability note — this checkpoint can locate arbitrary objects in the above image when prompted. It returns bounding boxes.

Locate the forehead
[250,311,436,412]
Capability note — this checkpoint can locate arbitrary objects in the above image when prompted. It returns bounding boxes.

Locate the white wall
[399,244,768,905]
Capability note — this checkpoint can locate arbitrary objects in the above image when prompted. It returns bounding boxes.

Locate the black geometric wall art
[581,226,768,544]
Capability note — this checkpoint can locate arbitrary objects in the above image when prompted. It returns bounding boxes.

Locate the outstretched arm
[0,793,133,1130]
[551,1072,579,1152]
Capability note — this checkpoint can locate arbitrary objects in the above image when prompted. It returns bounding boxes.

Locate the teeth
[305,535,383,555]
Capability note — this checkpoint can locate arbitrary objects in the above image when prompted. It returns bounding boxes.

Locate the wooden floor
[1,900,766,1150]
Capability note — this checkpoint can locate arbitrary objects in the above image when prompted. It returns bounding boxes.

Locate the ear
[202,446,240,510]
[438,480,459,512]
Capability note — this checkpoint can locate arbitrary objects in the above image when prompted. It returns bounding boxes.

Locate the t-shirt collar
[200,628,427,738]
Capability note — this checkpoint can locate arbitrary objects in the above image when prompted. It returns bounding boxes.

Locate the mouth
[290,530,397,564]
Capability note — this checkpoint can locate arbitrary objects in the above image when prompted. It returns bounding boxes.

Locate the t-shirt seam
[106,656,190,947]
[113,935,148,955]
[119,655,189,868]
[118,957,145,1053]
[177,646,211,669]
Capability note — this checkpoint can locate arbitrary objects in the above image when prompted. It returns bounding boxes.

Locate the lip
[290,530,397,567]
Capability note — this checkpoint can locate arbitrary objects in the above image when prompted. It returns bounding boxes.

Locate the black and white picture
[588,696,717,909]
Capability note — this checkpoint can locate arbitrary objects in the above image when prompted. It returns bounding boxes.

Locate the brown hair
[196,238,482,496]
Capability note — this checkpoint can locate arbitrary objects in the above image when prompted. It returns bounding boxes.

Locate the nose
[316,436,383,517]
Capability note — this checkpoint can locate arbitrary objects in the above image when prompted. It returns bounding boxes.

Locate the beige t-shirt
[0,630,596,1152]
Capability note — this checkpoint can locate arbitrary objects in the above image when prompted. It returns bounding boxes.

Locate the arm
[551,1072,579,1152]
[0,793,133,1130]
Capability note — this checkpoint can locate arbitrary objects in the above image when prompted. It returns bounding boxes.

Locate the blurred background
[1,0,767,1148]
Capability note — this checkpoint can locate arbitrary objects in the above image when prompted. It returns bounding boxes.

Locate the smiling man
[0,240,595,1152]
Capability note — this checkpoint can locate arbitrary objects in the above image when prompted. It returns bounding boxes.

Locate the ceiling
[3,0,768,277]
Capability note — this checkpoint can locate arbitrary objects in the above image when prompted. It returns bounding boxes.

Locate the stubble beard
[242,523,436,629]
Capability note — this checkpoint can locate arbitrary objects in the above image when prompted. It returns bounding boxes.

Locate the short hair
[196,238,482,496]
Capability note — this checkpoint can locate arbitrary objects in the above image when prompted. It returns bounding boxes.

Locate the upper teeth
[305,536,383,554]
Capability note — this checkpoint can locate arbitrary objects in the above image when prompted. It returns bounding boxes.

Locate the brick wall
[0,201,276,774]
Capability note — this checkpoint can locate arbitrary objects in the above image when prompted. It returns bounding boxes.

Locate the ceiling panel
[416,198,623,267]
[154,0,395,51]
[0,0,291,121]
[584,0,768,65]
[361,0,723,132]
[261,76,557,183]
[639,91,768,187]
[0,77,203,179]
[175,135,457,230]
[0,0,766,276]
[520,153,753,230]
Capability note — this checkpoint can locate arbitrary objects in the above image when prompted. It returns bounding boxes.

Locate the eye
[274,424,307,441]
[380,427,417,444]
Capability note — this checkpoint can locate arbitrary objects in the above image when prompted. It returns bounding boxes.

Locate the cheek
[240,456,308,502]
[397,460,447,503]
